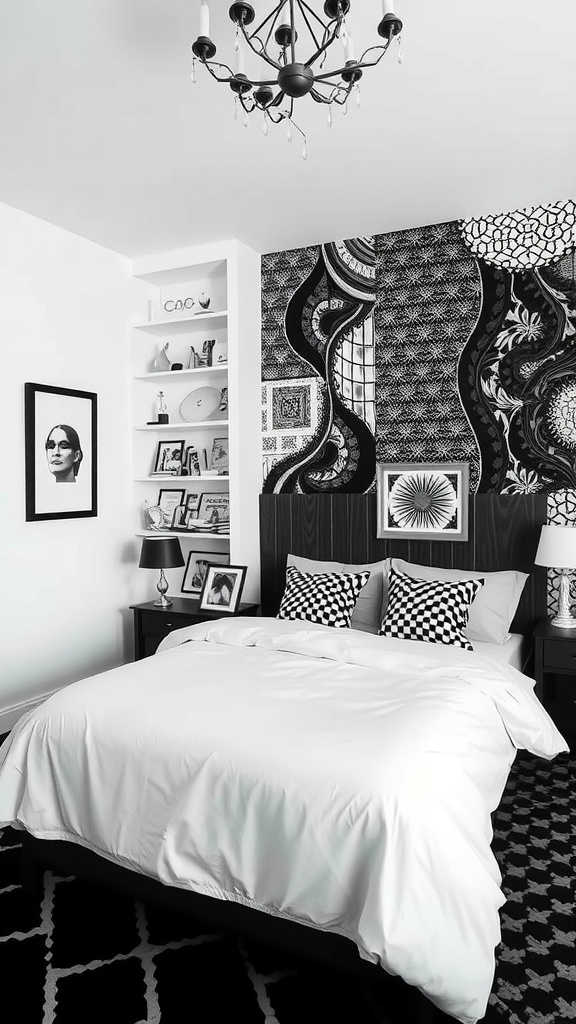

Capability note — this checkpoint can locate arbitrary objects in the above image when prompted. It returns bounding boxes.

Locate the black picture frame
[157,488,185,528]
[182,550,230,595]
[152,440,185,475]
[24,382,97,522]
[198,564,247,614]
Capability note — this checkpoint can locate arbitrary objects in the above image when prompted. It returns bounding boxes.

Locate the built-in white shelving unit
[130,241,262,604]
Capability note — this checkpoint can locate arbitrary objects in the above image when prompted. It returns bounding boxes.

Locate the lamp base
[153,595,173,608]
[549,612,576,629]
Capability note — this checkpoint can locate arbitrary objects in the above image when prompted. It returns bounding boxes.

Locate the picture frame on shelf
[169,505,188,531]
[152,440,185,475]
[185,493,201,520]
[198,492,229,524]
[211,436,229,473]
[182,550,230,595]
[184,446,200,477]
[24,382,97,522]
[212,339,228,366]
[376,461,469,542]
[198,564,247,614]
[158,488,185,528]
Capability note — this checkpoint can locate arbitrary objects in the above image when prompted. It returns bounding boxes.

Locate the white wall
[0,201,141,731]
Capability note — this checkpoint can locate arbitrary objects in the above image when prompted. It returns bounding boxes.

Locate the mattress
[0,617,566,1024]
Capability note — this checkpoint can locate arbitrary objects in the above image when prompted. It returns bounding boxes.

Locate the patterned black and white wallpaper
[261,198,576,500]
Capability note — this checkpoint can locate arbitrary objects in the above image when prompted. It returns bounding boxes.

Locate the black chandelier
[191,1,403,157]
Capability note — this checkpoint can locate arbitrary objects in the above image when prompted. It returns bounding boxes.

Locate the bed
[0,493,569,1024]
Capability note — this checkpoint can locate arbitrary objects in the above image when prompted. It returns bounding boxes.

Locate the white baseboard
[0,691,56,736]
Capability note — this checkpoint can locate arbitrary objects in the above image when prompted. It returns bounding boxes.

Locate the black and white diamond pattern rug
[0,751,573,1024]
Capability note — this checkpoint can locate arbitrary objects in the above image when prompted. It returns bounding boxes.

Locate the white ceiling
[0,0,574,259]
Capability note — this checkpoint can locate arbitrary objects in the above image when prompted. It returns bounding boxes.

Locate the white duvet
[0,617,568,1023]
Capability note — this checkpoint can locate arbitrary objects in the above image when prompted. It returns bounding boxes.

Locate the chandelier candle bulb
[343,32,355,61]
[382,0,396,15]
[199,1,210,38]
[235,36,245,75]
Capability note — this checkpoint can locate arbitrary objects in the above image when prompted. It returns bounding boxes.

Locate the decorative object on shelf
[184,445,201,476]
[153,343,171,372]
[158,488,186,527]
[188,345,200,369]
[170,505,190,530]
[535,524,576,628]
[198,292,211,310]
[191,0,403,159]
[155,391,169,425]
[24,381,97,522]
[211,436,229,473]
[212,338,228,365]
[171,363,184,371]
[198,563,247,614]
[185,492,202,519]
[219,387,228,413]
[180,386,222,422]
[198,492,230,524]
[162,295,194,317]
[142,502,165,531]
[152,439,185,475]
[182,549,230,594]
[139,536,185,608]
[376,462,469,541]
[199,339,216,367]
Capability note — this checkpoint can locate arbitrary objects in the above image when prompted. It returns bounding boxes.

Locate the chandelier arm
[249,3,285,39]
[239,92,256,113]
[306,25,341,68]
[239,21,282,71]
[202,59,239,82]
[297,0,337,32]
[294,1,323,52]
[309,84,348,104]
[313,49,388,83]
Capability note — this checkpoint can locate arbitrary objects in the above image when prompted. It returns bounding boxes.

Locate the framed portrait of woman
[24,382,98,521]
[198,564,247,613]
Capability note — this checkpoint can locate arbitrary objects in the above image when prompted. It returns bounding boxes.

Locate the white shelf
[135,475,230,482]
[134,421,228,431]
[137,531,230,540]
[134,366,227,382]
[133,311,228,334]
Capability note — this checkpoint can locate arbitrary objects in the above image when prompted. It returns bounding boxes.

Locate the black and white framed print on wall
[376,462,469,542]
[24,383,97,521]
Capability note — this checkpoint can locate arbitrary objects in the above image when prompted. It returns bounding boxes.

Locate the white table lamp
[534,524,576,628]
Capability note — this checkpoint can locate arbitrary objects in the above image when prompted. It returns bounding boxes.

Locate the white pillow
[278,566,371,629]
[390,558,528,645]
[286,554,389,634]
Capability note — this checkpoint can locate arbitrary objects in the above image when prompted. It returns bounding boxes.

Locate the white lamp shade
[534,524,576,569]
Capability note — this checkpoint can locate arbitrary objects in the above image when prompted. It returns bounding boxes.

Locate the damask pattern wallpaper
[261,199,576,499]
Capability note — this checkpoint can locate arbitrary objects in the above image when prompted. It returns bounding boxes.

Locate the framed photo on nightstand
[182,550,230,595]
[199,564,247,613]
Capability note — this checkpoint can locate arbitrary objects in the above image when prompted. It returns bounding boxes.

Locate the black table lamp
[139,537,184,608]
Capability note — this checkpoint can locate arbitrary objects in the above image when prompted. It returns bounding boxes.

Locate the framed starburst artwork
[376,462,469,541]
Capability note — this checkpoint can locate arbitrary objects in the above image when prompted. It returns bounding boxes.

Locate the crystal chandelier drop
[191,1,403,158]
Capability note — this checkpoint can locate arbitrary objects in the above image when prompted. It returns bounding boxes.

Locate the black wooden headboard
[259,493,547,636]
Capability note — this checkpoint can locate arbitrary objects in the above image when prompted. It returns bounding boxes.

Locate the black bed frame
[20,492,548,1023]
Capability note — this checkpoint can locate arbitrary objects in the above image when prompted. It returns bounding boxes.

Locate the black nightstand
[130,598,260,660]
[533,617,576,743]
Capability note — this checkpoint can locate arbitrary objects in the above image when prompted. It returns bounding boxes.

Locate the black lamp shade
[139,537,184,570]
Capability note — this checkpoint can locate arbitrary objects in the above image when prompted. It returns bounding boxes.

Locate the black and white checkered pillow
[380,568,484,650]
[278,565,371,629]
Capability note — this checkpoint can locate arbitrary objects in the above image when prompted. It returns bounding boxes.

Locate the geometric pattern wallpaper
[261,198,576,499]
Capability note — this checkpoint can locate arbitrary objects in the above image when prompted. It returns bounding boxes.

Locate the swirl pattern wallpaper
[261,199,576,499]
